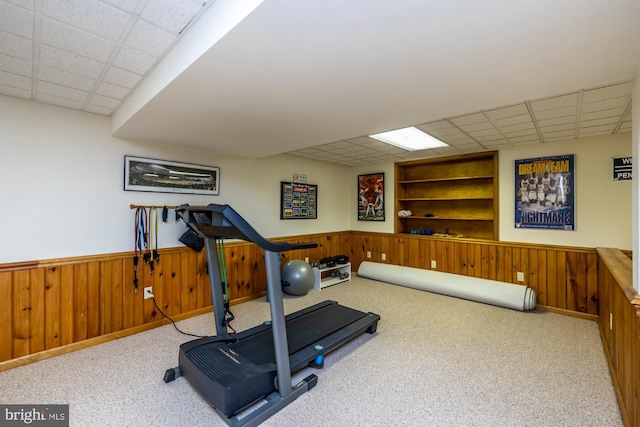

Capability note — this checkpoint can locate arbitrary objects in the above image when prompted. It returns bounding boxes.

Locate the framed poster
[124,156,219,195]
[515,154,574,230]
[281,182,317,219]
[358,172,385,221]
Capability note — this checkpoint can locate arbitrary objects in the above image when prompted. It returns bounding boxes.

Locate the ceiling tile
[325,140,352,149]
[0,69,30,89]
[500,122,535,133]
[4,0,34,9]
[429,146,463,156]
[41,17,115,61]
[38,64,95,90]
[140,0,203,34]
[536,116,576,127]
[466,128,501,138]
[459,121,495,132]
[425,127,466,138]
[481,139,512,147]
[579,116,620,128]
[450,113,487,126]
[112,44,157,75]
[0,0,33,39]
[530,93,578,111]
[580,108,627,122]
[125,19,176,56]
[103,65,140,88]
[503,128,538,138]
[619,122,632,132]
[85,103,113,115]
[43,0,130,40]
[539,122,575,133]
[455,142,485,152]
[581,97,630,113]
[0,30,33,59]
[492,114,533,128]
[578,123,616,134]
[0,52,31,76]
[89,93,120,108]
[0,83,30,98]
[508,135,540,144]
[541,129,575,139]
[531,105,576,120]
[347,136,376,146]
[473,133,506,143]
[512,139,541,146]
[100,0,141,14]
[485,104,528,120]
[96,81,129,99]
[0,67,31,89]
[39,44,105,78]
[38,80,88,102]
[441,135,475,145]
[36,92,84,109]
[582,82,633,103]
[417,120,452,132]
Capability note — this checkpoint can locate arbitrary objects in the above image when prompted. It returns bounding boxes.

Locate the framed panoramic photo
[358,172,385,221]
[280,181,317,219]
[124,156,219,195]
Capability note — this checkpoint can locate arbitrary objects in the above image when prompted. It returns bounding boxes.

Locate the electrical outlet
[144,286,154,300]
[366,251,371,259]
[516,272,524,282]
[431,260,436,269]
[381,253,386,261]
[304,256,309,263]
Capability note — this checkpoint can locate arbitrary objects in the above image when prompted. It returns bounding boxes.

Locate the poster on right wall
[515,154,575,230]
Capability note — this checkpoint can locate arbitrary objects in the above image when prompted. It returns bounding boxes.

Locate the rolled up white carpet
[357,261,536,312]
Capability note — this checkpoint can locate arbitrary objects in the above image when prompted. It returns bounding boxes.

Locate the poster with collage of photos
[280,182,317,219]
[515,154,574,230]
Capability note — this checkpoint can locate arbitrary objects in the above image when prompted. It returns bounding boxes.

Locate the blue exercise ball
[281,260,315,296]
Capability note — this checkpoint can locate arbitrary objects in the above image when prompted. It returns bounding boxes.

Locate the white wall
[0,96,351,264]
[1,95,632,265]
[351,134,632,250]
[499,134,631,249]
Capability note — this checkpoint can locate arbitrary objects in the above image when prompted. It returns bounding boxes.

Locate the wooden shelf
[398,197,493,201]
[398,175,493,184]
[395,152,499,240]
[402,216,493,221]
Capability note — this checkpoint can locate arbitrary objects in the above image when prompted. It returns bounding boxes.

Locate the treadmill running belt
[231,303,365,366]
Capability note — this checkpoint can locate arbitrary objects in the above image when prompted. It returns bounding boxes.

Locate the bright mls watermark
[0,405,68,426]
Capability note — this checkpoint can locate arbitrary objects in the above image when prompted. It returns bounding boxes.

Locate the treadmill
[164,204,380,426]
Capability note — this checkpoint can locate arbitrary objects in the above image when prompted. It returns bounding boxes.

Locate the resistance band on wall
[133,206,163,293]
[149,207,160,272]
[217,238,235,334]
[133,206,148,294]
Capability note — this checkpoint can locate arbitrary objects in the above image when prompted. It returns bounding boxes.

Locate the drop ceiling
[1,0,639,166]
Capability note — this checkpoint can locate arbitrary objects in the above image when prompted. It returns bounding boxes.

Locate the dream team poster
[515,154,575,230]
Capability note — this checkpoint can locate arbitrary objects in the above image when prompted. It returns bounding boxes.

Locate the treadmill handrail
[176,203,318,253]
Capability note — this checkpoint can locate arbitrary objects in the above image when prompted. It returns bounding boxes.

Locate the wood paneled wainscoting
[349,232,599,316]
[0,231,349,370]
[0,228,629,399]
[597,247,640,427]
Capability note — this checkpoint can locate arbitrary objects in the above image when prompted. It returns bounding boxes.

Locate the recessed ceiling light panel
[369,126,448,151]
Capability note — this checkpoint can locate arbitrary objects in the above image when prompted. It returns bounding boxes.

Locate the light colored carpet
[0,275,622,426]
